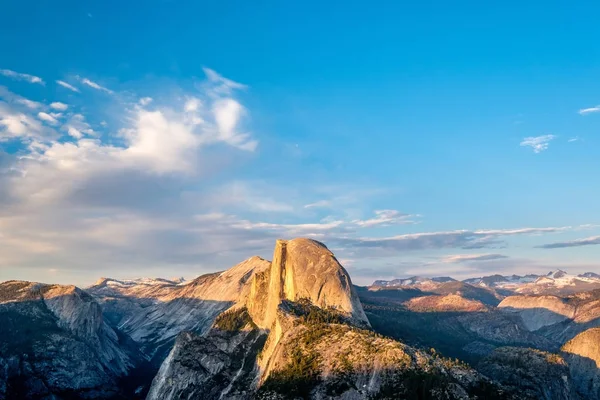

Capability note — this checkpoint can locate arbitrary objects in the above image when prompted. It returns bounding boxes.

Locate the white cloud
[56,80,80,93]
[353,209,418,227]
[520,135,556,153]
[77,76,113,94]
[122,109,202,173]
[0,102,52,140]
[232,217,344,236]
[38,112,59,125]
[50,102,68,111]
[184,97,201,112]
[212,98,257,151]
[578,105,600,115]
[0,68,267,283]
[63,114,94,139]
[0,69,44,85]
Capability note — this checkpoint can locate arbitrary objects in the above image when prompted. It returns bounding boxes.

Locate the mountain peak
[547,269,568,279]
[253,238,369,329]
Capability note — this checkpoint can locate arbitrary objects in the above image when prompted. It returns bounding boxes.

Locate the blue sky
[1,0,600,286]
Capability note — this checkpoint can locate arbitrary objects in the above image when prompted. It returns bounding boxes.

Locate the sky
[1,1,600,286]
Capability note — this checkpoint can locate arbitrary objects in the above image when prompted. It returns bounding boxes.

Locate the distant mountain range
[2,239,600,399]
[373,269,600,295]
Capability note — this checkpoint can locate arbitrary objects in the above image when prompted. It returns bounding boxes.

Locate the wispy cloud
[233,218,345,235]
[440,253,508,263]
[538,235,600,249]
[0,86,42,109]
[304,200,332,209]
[578,105,600,115]
[353,209,418,227]
[77,76,113,94]
[202,67,247,95]
[56,80,80,93]
[335,226,575,252]
[16,98,42,109]
[0,69,44,85]
[520,135,556,153]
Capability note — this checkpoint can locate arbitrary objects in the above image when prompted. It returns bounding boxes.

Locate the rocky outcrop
[498,295,576,331]
[561,328,600,399]
[147,308,267,400]
[477,347,575,400]
[0,281,144,399]
[259,238,368,329]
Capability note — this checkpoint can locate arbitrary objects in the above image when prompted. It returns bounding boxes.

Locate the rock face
[0,281,143,399]
[477,347,575,400]
[88,256,270,364]
[498,295,576,331]
[147,238,509,400]
[147,309,266,400]
[562,328,600,399]
[260,238,369,329]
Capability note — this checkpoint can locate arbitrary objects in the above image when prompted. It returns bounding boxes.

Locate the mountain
[0,281,145,399]
[372,276,456,289]
[498,295,577,331]
[579,272,600,279]
[464,270,600,296]
[147,238,509,399]
[87,256,270,364]
[498,290,600,343]
[463,274,540,290]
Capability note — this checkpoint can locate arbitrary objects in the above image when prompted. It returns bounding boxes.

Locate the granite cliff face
[0,281,143,399]
[255,238,369,329]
